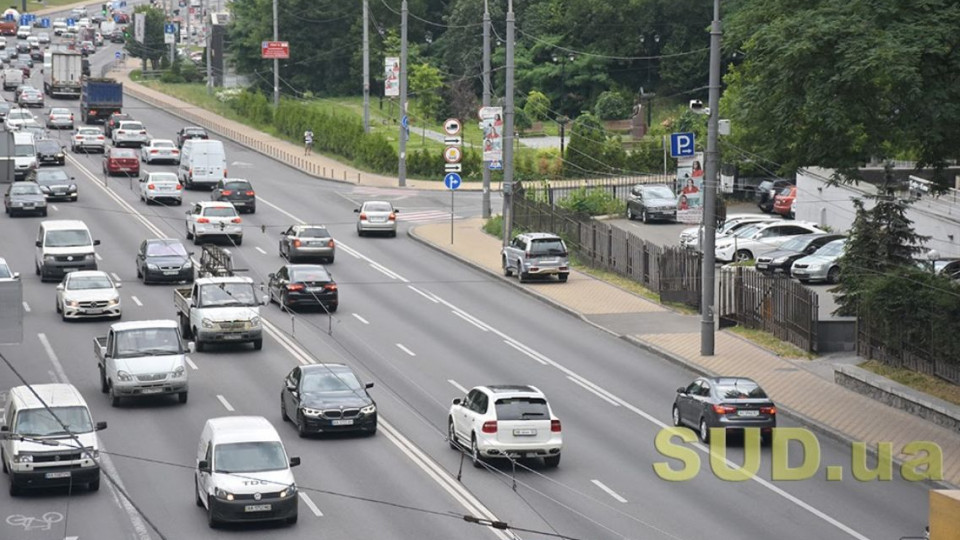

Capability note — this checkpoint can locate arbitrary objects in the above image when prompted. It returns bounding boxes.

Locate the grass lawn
[728,327,816,359]
[859,360,960,407]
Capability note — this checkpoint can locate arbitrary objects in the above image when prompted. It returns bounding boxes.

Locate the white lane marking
[95,253,103,261]
[110,272,122,282]
[503,340,548,365]
[337,244,361,259]
[352,313,369,324]
[591,480,628,503]
[567,376,620,407]
[216,394,235,412]
[407,285,439,303]
[299,492,323,517]
[37,333,152,540]
[335,191,362,206]
[50,204,59,211]
[396,343,416,357]
[185,356,198,370]
[370,262,399,280]
[131,296,143,306]
[21,301,30,312]
[448,379,468,394]
[255,246,267,255]
[452,310,489,332]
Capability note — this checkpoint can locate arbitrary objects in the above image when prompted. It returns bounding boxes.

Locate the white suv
[185,201,243,245]
[448,385,562,468]
[715,221,825,262]
[112,120,149,148]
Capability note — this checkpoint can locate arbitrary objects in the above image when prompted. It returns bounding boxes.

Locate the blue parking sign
[4,14,12,22]
[41,18,50,28]
[67,18,75,26]
[670,132,696,158]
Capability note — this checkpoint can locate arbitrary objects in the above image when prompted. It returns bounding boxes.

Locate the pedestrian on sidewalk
[304,129,314,156]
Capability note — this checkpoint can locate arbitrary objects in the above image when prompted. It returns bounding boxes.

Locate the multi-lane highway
[0,10,933,540]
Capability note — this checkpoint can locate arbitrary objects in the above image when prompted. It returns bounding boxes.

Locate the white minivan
[178,139,226,190]
[195,416,300,527]
[35,219,100,281]
[13,131,37,180]
[1,383,108,495]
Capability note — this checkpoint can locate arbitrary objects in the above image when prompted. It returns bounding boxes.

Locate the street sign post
[670,132,695,158]
[443,118,461,136]
[134,12,145,44]
[441,119,463,244]
[444,172,461,244]
[40,18,49,28]
[260,41,290,59]
[115,51,121,59]
[443,146,462,164]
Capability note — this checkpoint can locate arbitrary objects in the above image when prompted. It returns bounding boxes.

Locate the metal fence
[512,191,702,311]
[717,266,819,352]
[522,175,676,206]
[857,312,960,385]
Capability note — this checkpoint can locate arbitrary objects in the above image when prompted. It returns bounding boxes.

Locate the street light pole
[362,0,370,133]
[552,53,574,157]
[271,0,279,107]
[481,0,491,219]
[397,0,408,187]
[700,0,722,356]
[501,0,515,246]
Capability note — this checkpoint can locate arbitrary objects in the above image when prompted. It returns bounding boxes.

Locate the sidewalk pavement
[410,218,960,488]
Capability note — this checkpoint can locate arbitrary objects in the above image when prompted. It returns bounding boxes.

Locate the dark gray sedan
[30,168,77,201]
[279,224,335,263]
[4,181,47,216]
[672,377,776,444]
[210,178,256,213]
[281,363,377,437]
[626,184,677,223]
[136,238,194,284]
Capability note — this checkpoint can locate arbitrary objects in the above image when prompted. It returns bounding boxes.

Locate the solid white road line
[110,272,122,282]
[591,480,628,503]
[452,310,490,332]
[448,379,468,394]
[352,313,369,324]
[407,285,439,303]
[299,492,323,517]
[503,340,548,365]
[21,301,30,312]
[185,356,198,370]
[567,376,620,407]
[216,394,235,412]
[255,246,267,255]
[396,343,416,357]
[50,204,58,211]
[95,253,103,261]
[131,296,143,306]
[369,262,402,280]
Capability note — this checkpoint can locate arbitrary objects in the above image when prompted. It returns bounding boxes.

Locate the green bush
[483,215,504,238]
[557,186,625,216]
[594,91,630,120]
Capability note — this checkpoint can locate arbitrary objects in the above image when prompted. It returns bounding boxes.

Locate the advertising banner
[676,152,704,223]
[384,56,399,97]
[479,106,502,162]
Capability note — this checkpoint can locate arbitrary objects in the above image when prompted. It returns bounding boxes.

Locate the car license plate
[85,308,103,314]
[23,203,33,207]
[738,410,760,417]
[45,471,71,479]
[223,333,243,339]
[513,429,536,436]
[372,217,386,223]
[163,271,178,275]
[756,263,768,269]
[141,387,163,394]
[306,287,324,293]
[244,504,272,512]
[331,419,354,426]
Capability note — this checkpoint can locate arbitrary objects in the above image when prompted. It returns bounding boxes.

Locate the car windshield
[290,267,331,282]
[224,181,251,191]
[203,207,237,218]
[148,173,179,183]
[529,239,566,256]
[0,103,10,113]
[301,370,362,393]
[45,229,91,247]
[114,328,182,357]
[11,184,41,195]
[14,144,34,157]
[815,240,845,257]
[151,140,174,148]
[66,275,112,290]
[199,283,257,307]
[36,140,59,152]
[35,170,70,184]
[121,122,143,130]
[78,128,100,135]
[733,225,760,238]
[14,406,94,437]
[642,186,676,199]
[778,187,793,196]
[0,263,10,278]
[9,111,31,120]
[298,227,329,238]
[715,380,768,399]
[778,236,812,252]
[214,442,287,474]
[495,397,550,420]
[146,241,188,257]
[364,202,392,212]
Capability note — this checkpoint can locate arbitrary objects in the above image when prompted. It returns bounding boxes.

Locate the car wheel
[281,397,290,422]
[471,435,483,468]
[698,418,710,443]
[100,367,108,393]
[297,412,308,438]
[9,477,20,496]
[735,250,753,262]
[233,236,242,246]
[641,209,649,223]
[194,334,205,352]
[448,419,458,450]
[185,226,193,240]
[195,477,203,507]
[827,266,841,284]
[286,513,298,525]
[252,339,263,351]
[543,454,561,468]
[558,273,568,283]
[109,383,120,407]
[207,498,218,528]
[672,405,682,427]
[502,256,513,276]
[327,304,338,313]
[41,209,47,216]
[626,207,634,220]
[178,392,188,404]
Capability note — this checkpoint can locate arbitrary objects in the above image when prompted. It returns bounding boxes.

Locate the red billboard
[261,41,289,59]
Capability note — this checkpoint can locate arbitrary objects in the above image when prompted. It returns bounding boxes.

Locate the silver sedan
[46,107,75,129]
[355,200,399,237]
[279,224,335,263]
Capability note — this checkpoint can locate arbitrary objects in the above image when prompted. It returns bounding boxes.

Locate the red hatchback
[772,185,796,217]
[103,148,140,177]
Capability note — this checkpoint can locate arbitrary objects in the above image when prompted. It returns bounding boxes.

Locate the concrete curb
[408,225,958,490]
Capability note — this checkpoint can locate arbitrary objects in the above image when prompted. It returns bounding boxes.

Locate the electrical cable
[514,28,710,61]
[377,0,482,29]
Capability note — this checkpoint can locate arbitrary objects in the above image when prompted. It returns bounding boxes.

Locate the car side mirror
[187,341,195,353]
[365,382,374,389]
[35,240,41,247]
[353,208,360,213]
[289,457,301,468]
[95,421,107,431]
[267,273,275,280]
[12,272,19,280]
[93,239,100,246]
[56,283,64,290]
[393,209,399,213]
[452,398,462,406]
[676,387,686,394]
[0,425,8,432]
[114,281,122,288]
[198,460,211,473]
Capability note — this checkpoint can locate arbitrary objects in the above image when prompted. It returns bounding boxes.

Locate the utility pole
[362,0,370,133]
[397,0,408,187]
[501,0,515,245]
[205,0,212,95]
[700,0,722,356]
[271,0,279,107]
[481,0,491,218]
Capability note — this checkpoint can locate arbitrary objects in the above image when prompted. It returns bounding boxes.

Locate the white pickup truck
[94,320,192,407]
[174,277,266,351]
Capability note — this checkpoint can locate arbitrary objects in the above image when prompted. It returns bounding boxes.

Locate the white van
[35,219,100,281]
[3,67,23,90]
[178,139,226,190]
[13,131,37,180]
[195,416,300,527]
[1,383,108,495]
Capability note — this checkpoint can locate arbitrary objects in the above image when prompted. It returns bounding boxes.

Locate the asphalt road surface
[0,11,930,540]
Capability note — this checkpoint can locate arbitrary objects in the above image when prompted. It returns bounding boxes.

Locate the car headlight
[201,318,214,328]
[14,453,34,463]
[68,184,77,192]
[84,254,96,260]
[772,257,789,264]
[183,261,193,269]
[56,153,64,158]
[107,296,120,306]
[301,407,322,417]
[249,316,261,327]
[64,299,79,307]
[214,487,234,501]
[147,263,159,270]
[39,185,50,192]
[360,404,376,415]
[86,448,100,460]
[808,264,823,270]
[172,365,185,378]
[279,484,297,498]
[10,201,22,206]
[116,370,133,382]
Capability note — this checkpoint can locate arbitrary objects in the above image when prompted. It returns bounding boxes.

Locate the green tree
[124,6,166,70]
[564,112,608,177]
[593,91,629,120]
[409,63,444,125]
[523,90,551,122]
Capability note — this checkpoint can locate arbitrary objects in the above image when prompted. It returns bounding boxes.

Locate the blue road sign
[66,18,76,26]
[115,51,122,59]
[400,115,409,129]
[3,14,11,21]
[444,172,462,190]
[670,132,695,158]
[488,160,502,170]
[41,18,50,28]
[164,23,176,34]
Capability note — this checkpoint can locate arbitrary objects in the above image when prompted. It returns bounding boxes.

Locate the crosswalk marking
[396,210,460,223]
